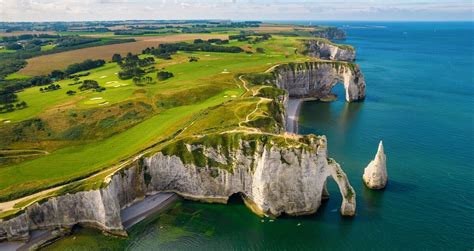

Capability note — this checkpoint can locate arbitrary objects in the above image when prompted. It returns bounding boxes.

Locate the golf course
[0,24,336,218]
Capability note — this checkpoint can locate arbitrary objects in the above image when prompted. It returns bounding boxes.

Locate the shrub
[157,71,174,81]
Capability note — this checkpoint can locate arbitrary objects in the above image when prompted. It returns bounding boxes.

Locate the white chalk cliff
[274,62,366,102]
[363,141,388,189]
[304,39,355,62]
[0,133,356,242]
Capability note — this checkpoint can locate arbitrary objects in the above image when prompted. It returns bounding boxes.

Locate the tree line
[0,59,106,113]
[142,40,243,60]
[229,33,272,43]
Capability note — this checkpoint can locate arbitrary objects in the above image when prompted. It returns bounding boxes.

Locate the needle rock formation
[363,141,388,189]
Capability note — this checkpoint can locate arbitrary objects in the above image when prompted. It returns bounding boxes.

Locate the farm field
[18,34,230,76]
[0,34,314,202]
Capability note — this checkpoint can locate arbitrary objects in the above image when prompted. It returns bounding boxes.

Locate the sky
[0,0,472,22]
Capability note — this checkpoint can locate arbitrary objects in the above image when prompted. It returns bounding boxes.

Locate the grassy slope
[0,89,240,200]
[0,35,313,201]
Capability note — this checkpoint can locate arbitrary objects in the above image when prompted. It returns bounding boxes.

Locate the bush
[5,43,22,50]
[79,79,105,92]
[157,71,174,81]
[66,90,76,96]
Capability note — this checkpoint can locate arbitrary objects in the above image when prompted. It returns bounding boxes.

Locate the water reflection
[338,101,364,135]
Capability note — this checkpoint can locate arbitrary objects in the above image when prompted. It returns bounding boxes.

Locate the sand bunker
[105,81,128,87]
[90,97,103,100]
[99,76,107,78]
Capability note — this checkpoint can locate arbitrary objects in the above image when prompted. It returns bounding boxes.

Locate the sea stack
[363,141,388,189]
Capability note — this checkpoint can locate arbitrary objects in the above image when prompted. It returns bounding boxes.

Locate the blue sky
[0,0,472,22]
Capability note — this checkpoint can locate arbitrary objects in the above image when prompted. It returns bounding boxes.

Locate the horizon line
[1,19,473,23]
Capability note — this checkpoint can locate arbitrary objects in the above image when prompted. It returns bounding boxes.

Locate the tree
[112,53,122,63]
[66,90,76,96]
[157,71,174,81]
[5,43,22,50]
[50,70,65,80]
[194,39,204,44]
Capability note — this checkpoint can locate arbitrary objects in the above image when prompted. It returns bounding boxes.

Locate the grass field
[0,34,316,204]
[40,44,56,51]
[0,48,16,53]
[4,72,31,80]
[18,33,229,76]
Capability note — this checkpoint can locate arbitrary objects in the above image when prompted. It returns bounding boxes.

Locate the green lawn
[0,88,242,201]
[4,72,31,80]
[40,44,56,51]
[0,48,16,53]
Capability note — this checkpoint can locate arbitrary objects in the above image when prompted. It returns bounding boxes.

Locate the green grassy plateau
[0,24,350,217]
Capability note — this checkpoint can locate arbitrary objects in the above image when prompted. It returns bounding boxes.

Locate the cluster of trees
[63,59,105,76]
[0,58,106,111]
[1,34,59,43]
[55,36,100,48]
[0,101,27,113]
[39,84,61,92]
[229,33,272,43]
[193,38,229,45]
[142,41,243,60]
[0,35,134,80]
[161,42,243,53]
[214,21,261,28]
[78,80,105,92]
[4,43,23,50]
[180,27,211,33]
[114,53,155,80]
[133,76,154,86]
[113,30,177,36]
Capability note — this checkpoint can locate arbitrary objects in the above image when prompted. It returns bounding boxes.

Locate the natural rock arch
[274,62,366,102]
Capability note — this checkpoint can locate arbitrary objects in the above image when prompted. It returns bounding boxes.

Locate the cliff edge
[303,39,355,62]
[274,62,366,102]
[0,133,356,241]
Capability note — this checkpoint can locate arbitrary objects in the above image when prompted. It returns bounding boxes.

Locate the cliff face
[312,27,346,40]
[0,133,356,241]
[304,39,355,62]
[274,62,366,102]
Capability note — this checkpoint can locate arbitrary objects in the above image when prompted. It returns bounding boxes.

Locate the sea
[44,22,474,250]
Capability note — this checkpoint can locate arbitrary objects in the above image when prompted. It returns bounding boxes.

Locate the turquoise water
[45,22,474,250]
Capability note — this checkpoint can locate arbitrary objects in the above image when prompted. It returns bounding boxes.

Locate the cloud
[0,0,472,21]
